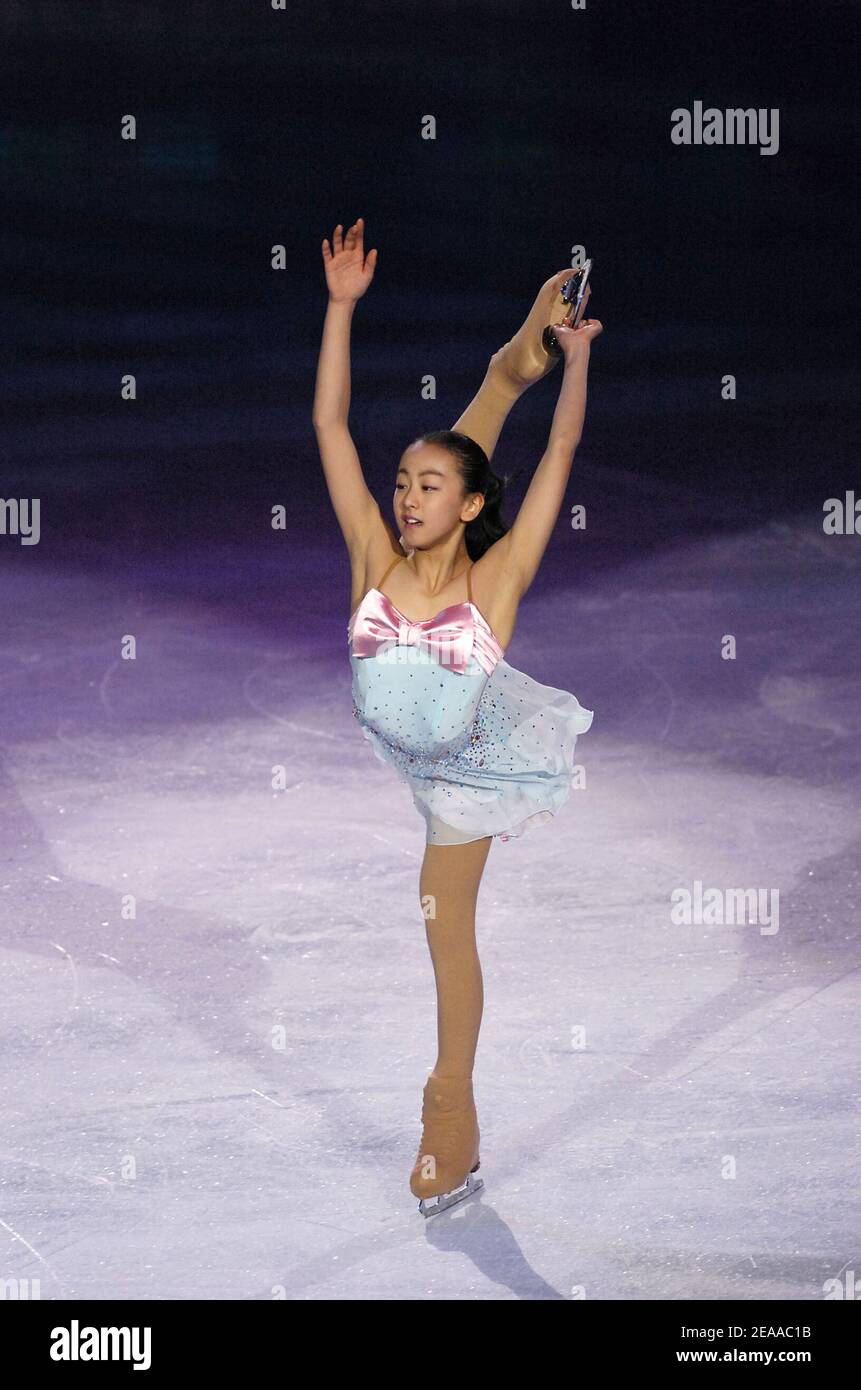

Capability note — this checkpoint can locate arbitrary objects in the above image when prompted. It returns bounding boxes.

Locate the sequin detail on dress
[347,556,594,845]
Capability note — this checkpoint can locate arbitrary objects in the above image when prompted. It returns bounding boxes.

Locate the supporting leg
[418,836,493,1079]
[409,837,493,1213]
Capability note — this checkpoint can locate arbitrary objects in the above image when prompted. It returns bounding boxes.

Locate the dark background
[2,0,858,632]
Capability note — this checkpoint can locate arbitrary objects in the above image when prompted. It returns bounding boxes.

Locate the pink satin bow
[349,591,502,676]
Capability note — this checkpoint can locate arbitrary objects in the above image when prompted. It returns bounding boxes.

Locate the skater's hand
[322,218,378,302]
[553,315,603,365]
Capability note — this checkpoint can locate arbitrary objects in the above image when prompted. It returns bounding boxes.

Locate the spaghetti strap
[466,563,473,605]
[375,554,404,592]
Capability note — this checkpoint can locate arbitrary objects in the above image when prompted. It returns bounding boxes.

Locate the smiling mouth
[402,518,422,526]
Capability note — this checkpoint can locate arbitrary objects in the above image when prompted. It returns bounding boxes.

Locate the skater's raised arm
[313,219,379,555]
[501,316,603,593]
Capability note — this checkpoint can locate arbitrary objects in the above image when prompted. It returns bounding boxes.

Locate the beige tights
[418,836,493,1080]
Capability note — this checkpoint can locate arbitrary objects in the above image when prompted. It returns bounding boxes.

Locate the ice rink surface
[2,510,858,1300]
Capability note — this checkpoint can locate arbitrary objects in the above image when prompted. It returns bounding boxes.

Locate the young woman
[313,219,601,1216]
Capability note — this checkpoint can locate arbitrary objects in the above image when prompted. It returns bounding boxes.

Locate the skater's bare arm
[312,300,374,552]
[502,318,603,593]
[313,219,381,556]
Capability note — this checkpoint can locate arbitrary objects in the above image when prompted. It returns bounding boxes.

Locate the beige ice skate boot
[409,1072,483,1218]
[492,267,588,389]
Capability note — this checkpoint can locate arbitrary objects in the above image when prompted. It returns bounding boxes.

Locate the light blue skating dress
[348,554,594,845]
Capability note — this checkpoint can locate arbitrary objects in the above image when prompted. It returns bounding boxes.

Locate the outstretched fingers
[321,224,344,261]
[322,219,366,261]
[347,217,364,253]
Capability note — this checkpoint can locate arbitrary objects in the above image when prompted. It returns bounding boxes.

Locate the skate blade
[417,1171,484,1219]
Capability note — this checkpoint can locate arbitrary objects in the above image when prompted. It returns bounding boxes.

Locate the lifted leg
[451,268,574,460]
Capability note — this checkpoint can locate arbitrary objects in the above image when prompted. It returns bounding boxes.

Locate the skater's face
[394,442,483,547]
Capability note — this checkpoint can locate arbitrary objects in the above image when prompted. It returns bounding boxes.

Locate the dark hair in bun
[418,429,522,560]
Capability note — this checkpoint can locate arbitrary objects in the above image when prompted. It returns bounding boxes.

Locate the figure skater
[313,219,601,1216]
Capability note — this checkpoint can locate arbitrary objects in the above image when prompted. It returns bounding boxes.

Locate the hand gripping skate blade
[417,1169,484,1219]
